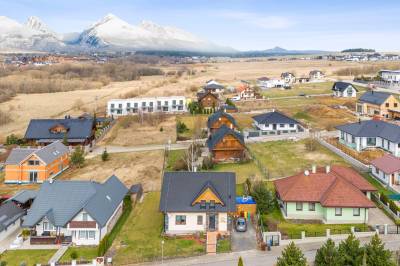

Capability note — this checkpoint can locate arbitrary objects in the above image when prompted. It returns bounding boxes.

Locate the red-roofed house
[274,165,376,224]
[371,154,400,190]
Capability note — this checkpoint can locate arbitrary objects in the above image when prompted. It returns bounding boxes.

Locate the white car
[230,96,241,101]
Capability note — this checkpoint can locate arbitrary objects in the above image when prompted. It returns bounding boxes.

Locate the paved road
[138,235,400,266]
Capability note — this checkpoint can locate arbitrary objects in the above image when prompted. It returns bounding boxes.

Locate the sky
[1,0,400,52]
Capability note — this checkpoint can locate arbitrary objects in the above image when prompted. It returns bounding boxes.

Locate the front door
[392,174,396,186]
[29,171,38,183]
[209,214,216,231]
[273,124,277,130]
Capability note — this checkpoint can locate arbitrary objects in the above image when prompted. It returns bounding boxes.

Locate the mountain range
[0,14,328,55]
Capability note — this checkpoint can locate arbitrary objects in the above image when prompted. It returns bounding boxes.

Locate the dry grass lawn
[59,151,164,192]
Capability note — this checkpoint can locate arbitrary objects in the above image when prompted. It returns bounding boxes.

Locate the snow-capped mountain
[0,16,64,51]
[0,14,234,53]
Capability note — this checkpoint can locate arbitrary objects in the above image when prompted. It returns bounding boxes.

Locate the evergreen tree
[365,234,395,266]
[276,242,307,266]
[71,146,85,168]
[338,234,364,266]
[62,132,68,146]
[238,256,244,266]
[315,238,344,266]
[101,148,109,162]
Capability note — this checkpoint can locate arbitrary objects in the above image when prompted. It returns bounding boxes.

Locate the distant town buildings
[379,70,400,83]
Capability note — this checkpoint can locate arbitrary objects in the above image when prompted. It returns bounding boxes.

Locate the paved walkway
[206,232,217,254]
[0,228,21,254]
[48,244,70,264]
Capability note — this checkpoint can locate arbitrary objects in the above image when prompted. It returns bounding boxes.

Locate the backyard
[111,192,205,265]
[1,249,56,265]
[248,139,348,179]
[60,247,98,263]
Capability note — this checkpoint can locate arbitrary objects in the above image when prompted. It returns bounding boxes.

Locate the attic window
[209,200,215,209]
[200,200,206,209]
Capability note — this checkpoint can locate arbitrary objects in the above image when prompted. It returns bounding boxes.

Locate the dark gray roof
[8,190,37,204]
[207,111,238,129]
[252,111,299,125]
[23,175,128,228]
[219,105,238,111]
[159,172,236,212]
[5,141,69,165]
[206,125,244,150]
[358,91,392,105]
[332,82,357,92]
[0,201,25,233]
[204,83,224,91]
[129,184,143,194]
[24,118,94,141]
[336,120,400,143]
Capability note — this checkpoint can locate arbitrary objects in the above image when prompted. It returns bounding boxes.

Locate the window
[157,101,161,106]
[290,124,295,128]
[308,203,315,211]
[179,100,183,105]
[335,208,342,216]
[386,103,390,107]
[351,136,355,144]
[111,103,115,108]
[82,213,88,221]
[367,137,376,146]
[118,104,122,108]
[127,103,130,108]
[340,131,344,140]
[280,124,285,127]
[296,202,303,211]
[43,222,55,231]
[88,231,95,239]
[197,215,203,225]
[353,208,360,216]
[29,172,38,183]
[142,102,146,107]
[395,103,398,108]
[173,100,177,105]
[78,230,87,239]
[28,160,39,166]
[200,200,206,209]
[175,215,186,225]
[150,102,153,107]
[134,103,138,108]
[209,200,216,209]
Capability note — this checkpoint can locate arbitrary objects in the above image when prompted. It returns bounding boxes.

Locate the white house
[257,77,286,89]
[379,70,400,83]
[107,96,187,116]
[309,70,325,80]
[371,154,400,190]
[281,72,296,84]
[332,82,358,97]
[159,172,236,235]
[336,120,400,157]
[252,110,303,135]
[23,175,128,246]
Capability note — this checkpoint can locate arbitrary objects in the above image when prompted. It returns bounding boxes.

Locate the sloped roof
[252,111,299,125]
[336,120,400,143]
[206,125,245,150]
[332,82,357,92]
[0,201,25,233]
[371,154,400,174]
[207,111,238,129]
[23,175,128,228]
[274,166,376,208]
[358,91,391,105]
[159,172,236,212]
[8,189,37,204]
[257,77,270,81]
[24,117,93,140]
[198,91,218,101]
[192,180,225,206]
[5,141,69,165]
[204,83,225,91]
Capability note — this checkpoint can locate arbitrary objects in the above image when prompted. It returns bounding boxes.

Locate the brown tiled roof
[371,154,400,174]
[274,165,376,208]
[69,221,97,228]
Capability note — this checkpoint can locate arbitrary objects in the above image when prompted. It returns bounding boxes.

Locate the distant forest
[341,48,376,53]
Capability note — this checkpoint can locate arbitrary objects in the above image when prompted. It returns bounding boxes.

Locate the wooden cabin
[207,111,238,134]
[198,91,219,109]
[206,125,245,162]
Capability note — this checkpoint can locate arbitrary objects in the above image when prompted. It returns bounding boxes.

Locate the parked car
[230,96,241,101]
[235,217,247,232]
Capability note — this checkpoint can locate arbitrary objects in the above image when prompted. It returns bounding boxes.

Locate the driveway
[231,220,257,252]
[368,207,395,226]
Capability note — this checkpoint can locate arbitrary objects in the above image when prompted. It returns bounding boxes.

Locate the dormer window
[209,200,215,209]
[200,200,206,209]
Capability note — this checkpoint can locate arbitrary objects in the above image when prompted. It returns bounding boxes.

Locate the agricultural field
[248,139,349,179]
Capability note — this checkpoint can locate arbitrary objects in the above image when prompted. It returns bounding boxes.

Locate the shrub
[176,121,188,134]
[277,242,307,266]
[71,146,85,168]
[173,158,187,171]
[160,126,164,132]
[380,193,389,205]
[202,156,214,170]
[5,134,21,145]
[70,250,78,260]
[315,238,344,266]
[101,148,109,162]
[389,200,399,214]
[365,234,395,266]
[338,234,364,266]
[304,138,317,151]
[251,181,275,214]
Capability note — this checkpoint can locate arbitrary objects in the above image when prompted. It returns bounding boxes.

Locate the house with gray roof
[160,171,236,235]
[0,201,25,242]
[22,175,128,245]
[356,91,400,118]
[4,141,69,184]
[336,120,400,156]
[332,82,358,98]
[206,125,245,162]
[207,110,238,134]
[252,110,303,135]
[24,116,95,147]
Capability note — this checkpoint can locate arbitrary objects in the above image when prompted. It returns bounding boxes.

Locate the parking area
[231,219,257,252]
[368,207,395,227]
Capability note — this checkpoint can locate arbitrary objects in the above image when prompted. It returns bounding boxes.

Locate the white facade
[339,131,400,157]
[258,79,287,89]
[165,212,228,235]
[380,70,400,83]
[107,96,187,116]
[309,71,325,80]
[371,166,400,187]
[333,86,357,98]
[281,73,296,84]
[33,201,123,246]
[0,218,22,242]
[253,121,301,135]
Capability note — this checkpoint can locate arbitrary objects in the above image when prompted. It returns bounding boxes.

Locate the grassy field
[212,162,263,183]
[111,192,205,265]
[248,140,348,178]
[176,114,208,140]
[216,238,231,253]
[1,249,56,265]
[60,247,98,262]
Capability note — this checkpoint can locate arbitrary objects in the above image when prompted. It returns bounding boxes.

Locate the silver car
[235,217,247,232]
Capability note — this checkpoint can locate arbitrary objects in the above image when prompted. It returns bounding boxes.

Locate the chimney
[326,165,331,173]
[312,165,317,174]
[304,170,310,176]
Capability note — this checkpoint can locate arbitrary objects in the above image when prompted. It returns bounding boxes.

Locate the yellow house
[356,91,400,118]
[4,141,69,184]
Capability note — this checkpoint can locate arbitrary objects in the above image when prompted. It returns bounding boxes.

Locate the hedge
[97,195,132,256]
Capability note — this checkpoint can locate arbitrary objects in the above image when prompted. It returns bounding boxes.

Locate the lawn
[212,161,263,183]
[1,249,56,265]
[165,149,185,171]
[362,172,395,196]
[112,192,205,265]
[261,82,334,98]
[216,238,231,253]
[248,139,348,179]
[176,114,208,140]
[60,247,98,262]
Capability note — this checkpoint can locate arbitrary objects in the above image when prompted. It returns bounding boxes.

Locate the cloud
[219,11,294,29]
